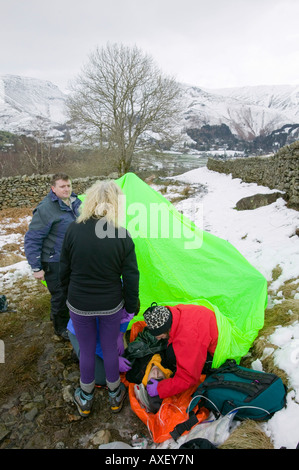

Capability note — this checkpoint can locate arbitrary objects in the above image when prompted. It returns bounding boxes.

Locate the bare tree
[67,43,183,174]
[20,130,66,174]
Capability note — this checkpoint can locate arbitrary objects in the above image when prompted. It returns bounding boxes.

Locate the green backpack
[170,359,287,441]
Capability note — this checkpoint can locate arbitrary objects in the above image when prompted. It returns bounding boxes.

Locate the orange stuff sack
[127,321,209,443]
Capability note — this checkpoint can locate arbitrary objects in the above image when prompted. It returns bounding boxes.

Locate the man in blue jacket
[24,173,82,339]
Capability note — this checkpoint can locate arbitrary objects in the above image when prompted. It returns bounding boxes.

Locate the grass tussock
[0,252,25,267]
[0,340,43,400]
[15,283,51,321]
[263,302,298,335]
[3,220,29,237]
[0,282,51,402]
[241,268,299,387]
[0,207,32,222]
[0,311,25,338]
[0,280,51,339]
[278,278,299,300]
[271,264,283,282]
[219,420,274,449]
[1,242,21,252]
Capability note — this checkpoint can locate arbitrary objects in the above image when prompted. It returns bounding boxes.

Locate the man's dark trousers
[42,262,69,335]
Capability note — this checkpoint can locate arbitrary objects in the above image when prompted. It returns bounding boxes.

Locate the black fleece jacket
[59,218,139,314]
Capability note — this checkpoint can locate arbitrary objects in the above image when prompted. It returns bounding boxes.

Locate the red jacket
[157,304,218,399]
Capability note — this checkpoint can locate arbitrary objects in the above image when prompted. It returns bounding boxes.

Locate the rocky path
[0,309,149,449]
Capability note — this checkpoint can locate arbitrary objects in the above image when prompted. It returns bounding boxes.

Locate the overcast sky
[1,0,299,91]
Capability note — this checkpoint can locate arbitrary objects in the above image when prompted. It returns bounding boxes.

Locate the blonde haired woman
[60,180,139,417]
[76,179,124,225]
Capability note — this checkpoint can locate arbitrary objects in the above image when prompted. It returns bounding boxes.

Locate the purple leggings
[69,308,123,387]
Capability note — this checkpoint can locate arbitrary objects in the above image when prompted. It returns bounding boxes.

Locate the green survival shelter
[114,172,267,368]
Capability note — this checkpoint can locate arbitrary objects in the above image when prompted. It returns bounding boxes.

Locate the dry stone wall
[0,174,113,210]
[207,141,299,209]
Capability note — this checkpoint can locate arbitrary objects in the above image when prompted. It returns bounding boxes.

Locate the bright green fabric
[78,172,267,366]
[115,173,267,367]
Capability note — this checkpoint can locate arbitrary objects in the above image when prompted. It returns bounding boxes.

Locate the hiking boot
[73,387,94,417]
[109,383,127,413]
[55,328,70,341]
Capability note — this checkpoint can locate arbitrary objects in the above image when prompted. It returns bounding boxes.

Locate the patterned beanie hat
[144,302,172,336]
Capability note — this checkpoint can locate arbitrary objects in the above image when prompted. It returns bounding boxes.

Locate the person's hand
[146,379,159,397]
[126,312,135,323]
[33,270,45,281]
[121,310,135,324]
[117,332,125,355]
[119,356,132,373]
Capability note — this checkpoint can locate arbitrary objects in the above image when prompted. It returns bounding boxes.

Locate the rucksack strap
[170,411,199,441]
[225,367,276,386]
[199,376,268,403]
[211,359,276,386]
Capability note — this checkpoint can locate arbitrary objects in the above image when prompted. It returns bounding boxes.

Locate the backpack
[0,295,8,313]
[170,359,287,441]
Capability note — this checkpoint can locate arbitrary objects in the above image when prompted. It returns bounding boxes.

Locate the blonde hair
[76,180,124,226]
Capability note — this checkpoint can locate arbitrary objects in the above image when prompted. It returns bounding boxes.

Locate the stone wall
[0,174,114,210]
[207,141,299,209]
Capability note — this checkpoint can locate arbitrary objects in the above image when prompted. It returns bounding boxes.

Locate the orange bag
[127,321,209,443]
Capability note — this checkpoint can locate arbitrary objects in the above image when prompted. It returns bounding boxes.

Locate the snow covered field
[0,166,298,449]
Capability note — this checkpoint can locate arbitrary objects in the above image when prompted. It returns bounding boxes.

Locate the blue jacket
[24,190,82,270]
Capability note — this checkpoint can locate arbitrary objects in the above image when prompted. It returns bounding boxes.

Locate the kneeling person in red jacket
[143,303,219,399]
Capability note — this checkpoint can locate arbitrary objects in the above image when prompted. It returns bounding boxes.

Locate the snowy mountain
[182,84,299,141]
[0,74,298,149]
[0,75,67,140]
